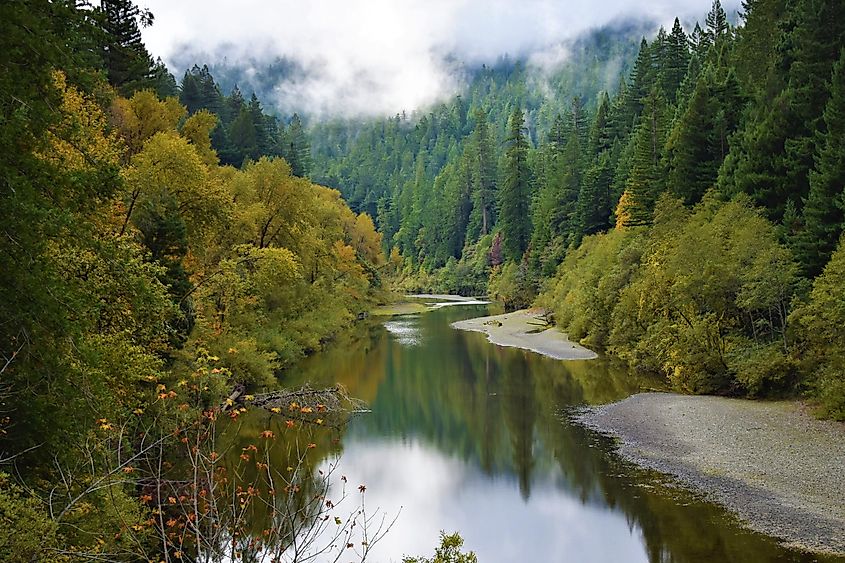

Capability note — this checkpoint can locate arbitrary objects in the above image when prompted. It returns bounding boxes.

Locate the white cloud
[140,0,740,116]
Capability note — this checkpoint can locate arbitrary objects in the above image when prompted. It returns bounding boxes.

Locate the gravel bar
[576,392,845,555]
[451,309,598,360]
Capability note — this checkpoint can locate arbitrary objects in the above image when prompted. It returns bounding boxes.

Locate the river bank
[451,309,598,360]
[577,393,845,556]
[372,294,490,316]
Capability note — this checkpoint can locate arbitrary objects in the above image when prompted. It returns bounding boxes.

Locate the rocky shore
[577,393,845,556]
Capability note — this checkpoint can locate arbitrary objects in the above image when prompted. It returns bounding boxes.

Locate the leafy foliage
[0,2,384,559]
[403,532,478,563]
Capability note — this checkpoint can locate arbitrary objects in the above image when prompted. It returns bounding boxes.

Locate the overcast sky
[140,0,740,116]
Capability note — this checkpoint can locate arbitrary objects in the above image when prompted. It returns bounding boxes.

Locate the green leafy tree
[403,532,478,563]
[790,236,845,419]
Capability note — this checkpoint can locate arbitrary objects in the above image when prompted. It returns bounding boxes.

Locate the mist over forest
[2,0,844,560]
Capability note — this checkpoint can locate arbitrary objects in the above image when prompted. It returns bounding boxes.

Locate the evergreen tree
[228,107,257,164]
[795,49,845,276]
[179,65,222,115]
[248,93,269,157]
[498,109,532,261]
[721,0,845,221]
[666,61,743,205]
[733,0,788,97]
[705,0,730,45]
[588,92,612,155]
[690,22,709,57]
[150,57,178,98]
[578,150,614,236]
[661,19,691,103]
[224,85,246,125]
[625,38,656,119]
[675,52,703,114]
[468,109,497,239]
[97,0,155,95]
[282,113,312,177]
[616,88,669,227]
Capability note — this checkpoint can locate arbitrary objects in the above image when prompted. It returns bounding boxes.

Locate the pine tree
[588,92,612,155]
[468,109,497,238]
[667,60,743,205]
[626,38,656,119]
[498,109,532,261]
[666,77,716,204]
[675,52,703,115]
[228,107,257,165]
[733,0,788,97]
[179,65,222,115]
[616,88,669,227]
[579,150,614,235]
[690,23,709,57]
[282,113,312,177]
[795,49,845,276]
[97,0,155,95]
[224,85,246,125]
[150,57,177,98]
[721,0,845,221]
[247,93,269,158]
[661,19,691,103]
[705,0,730,45]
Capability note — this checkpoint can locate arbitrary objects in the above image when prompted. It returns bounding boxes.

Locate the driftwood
[223,384,369,428]
[221,383,245,410]
[528,308,554,327]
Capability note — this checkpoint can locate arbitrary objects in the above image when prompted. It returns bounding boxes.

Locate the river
[224,302,841,562]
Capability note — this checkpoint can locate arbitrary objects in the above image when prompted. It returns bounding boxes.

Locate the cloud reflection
[323,437,648,563]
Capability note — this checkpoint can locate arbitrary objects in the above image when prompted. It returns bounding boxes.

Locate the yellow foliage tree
[40,71,123,173]
[110,90,185,155]
[180,109,219,166]
[121,131,230,239]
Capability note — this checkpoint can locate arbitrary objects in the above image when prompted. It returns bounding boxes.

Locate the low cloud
[140,0,740,116]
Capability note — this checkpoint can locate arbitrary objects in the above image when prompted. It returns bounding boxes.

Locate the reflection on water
[333,438,648,562]
[224,305,843,563]
[383,317,423,346]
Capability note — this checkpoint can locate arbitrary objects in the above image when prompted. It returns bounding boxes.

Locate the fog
[140,0,740,116]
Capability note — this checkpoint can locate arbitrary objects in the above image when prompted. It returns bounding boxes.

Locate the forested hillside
[2,0,845,559]
[304,0,845,416]
[1,1,382,558]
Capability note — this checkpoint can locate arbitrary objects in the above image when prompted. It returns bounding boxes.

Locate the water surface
[239,304,842,562]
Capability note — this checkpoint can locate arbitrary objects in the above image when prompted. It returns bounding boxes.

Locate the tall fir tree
[795,49,845,276]
[666,58,743,205]
[616,88,669,227]
[578,149,615,236]
[498,109,532,261]
[720,0,845,221]
[150,57,177,98]
[690,22,709,57]
[661,19,691,103]
[468,109,498,239]
[588,92,612,155]
[282,113,312,177]
[705,0,730,45]
[97,0,155,95]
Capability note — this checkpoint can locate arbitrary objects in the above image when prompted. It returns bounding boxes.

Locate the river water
[228,303,839,562]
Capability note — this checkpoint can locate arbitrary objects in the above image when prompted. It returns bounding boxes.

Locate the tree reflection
[275,307,837,563]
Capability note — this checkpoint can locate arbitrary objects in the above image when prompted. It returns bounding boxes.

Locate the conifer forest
[1,0,844,561]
